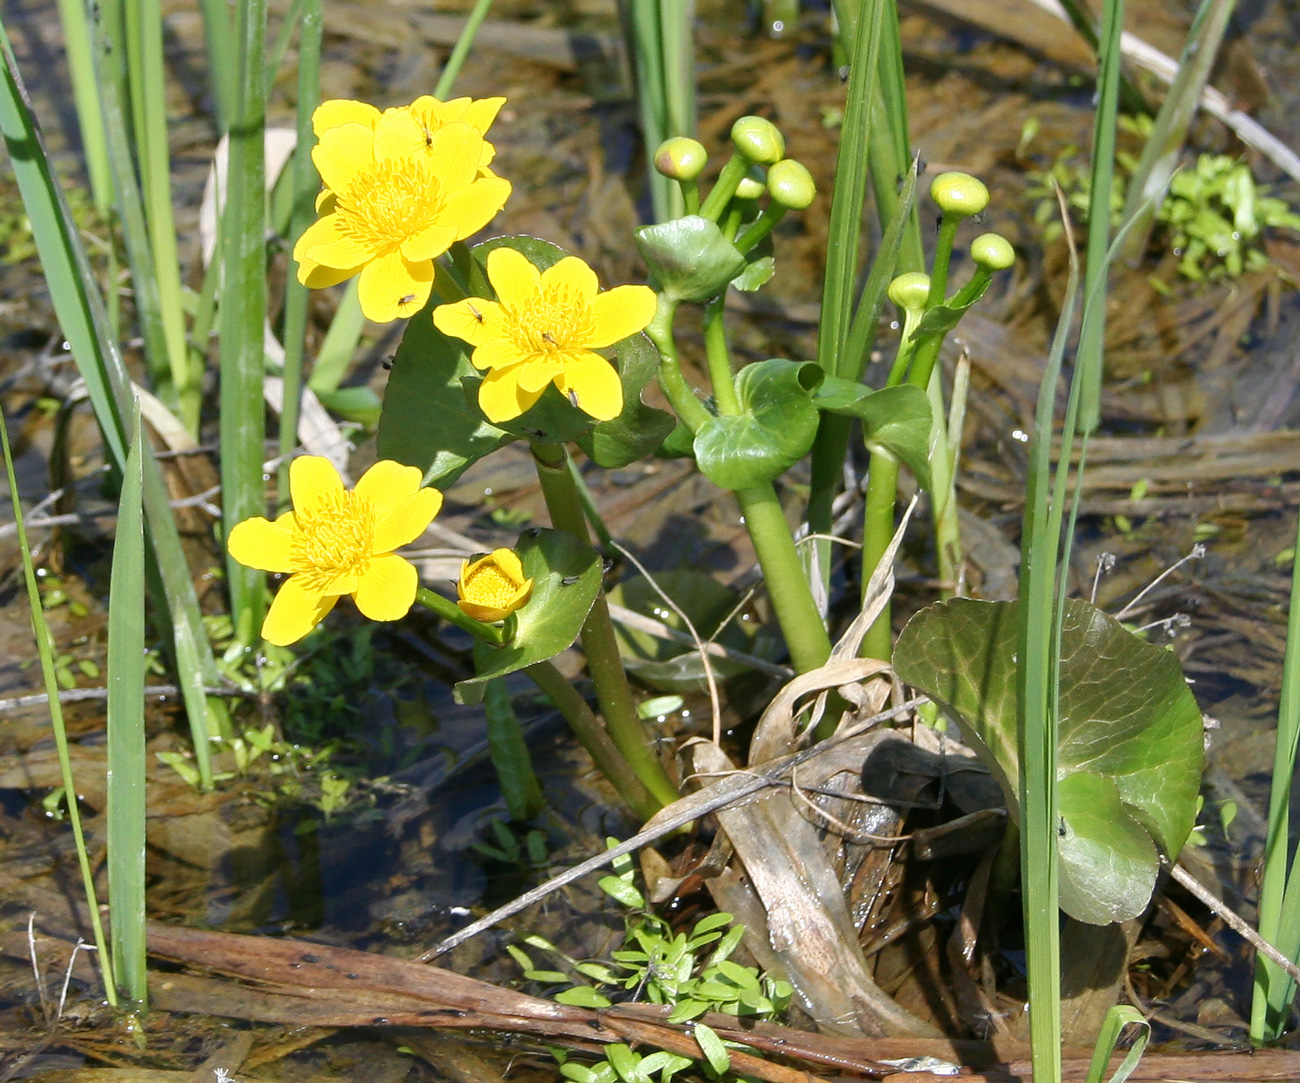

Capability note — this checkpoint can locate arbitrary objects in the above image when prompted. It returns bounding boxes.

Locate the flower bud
[734,166,766,201]
[768,159,815,210]
[731,115,785,165]
[930,171,989,218]
[970,232,1015,271]
[888,271,931,314]
[457,548,534,623]
[654,136,708,182]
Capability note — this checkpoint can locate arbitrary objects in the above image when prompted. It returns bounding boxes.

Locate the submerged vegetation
[3,0,1300,1080]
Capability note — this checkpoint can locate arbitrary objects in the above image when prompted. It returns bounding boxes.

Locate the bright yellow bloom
[432,247,657,423]
[311,95,505,174]
[457,548,534,622]
[228,457,443,646]
[293,109,511,323]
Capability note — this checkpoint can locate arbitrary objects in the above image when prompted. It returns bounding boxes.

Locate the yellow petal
[441,176,511,243]
[262,576,339,646]
[470,336,527,372]
[353,553,419,621]
[542,256,599,302]
[556,352,623,420]
[374,107,426,161]
[401,222,457,263]
[297,257,359,290]
[312,123,373,194]
[432,297,502,346]
[290,455,344,513]
[515,359,559,394]
[357,251,434,323]
[314,189,337,214]
[294,213,373,270]
[488,547,526,582]
[585,284,658,347]
[372,487,443,552]
[486,246,540,308]
[354,459,421,517]
[427,122,486,193]
[227,516,296,572]
[478,366,544,422]
[464,97,506,133]
[313,99,380,135]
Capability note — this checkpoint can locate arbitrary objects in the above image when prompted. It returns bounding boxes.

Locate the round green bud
[731,115,785,165]
[654,136,708,182]
[768,159,815,210]
[734,166,766,201]
[930,171,990,218]
[970,232,1015,271]
[888,272,931,313]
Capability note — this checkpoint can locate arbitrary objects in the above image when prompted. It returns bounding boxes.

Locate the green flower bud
[768,159,815,210]
[731,115,785,165]
[930,171,989,218]
[654,136,708,182]
[735,166,766,201]
[970,232,1015,271]
[888,271,931,314]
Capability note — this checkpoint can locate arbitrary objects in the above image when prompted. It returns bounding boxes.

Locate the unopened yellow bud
[930,171,989,218]
[888,271,931,314]
[731,115,785,165]
[970,232,1015,271]
[457,548,534,623]
[654,136,708,182]
[735,166,766,201]
[768,159,815,210]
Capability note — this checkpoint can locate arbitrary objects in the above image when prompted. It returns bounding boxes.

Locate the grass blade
[197,0,236,131]
[53,0,111,213]
[434,0,495,99]
[107,407,148,1009]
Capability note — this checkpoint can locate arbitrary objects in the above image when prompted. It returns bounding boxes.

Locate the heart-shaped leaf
[455,528,603,704]
[813,379,933,489]
[635,216,747,303]
[893,597,1203,925]
[731,235,775,292]
[576,333,676,468]
[693,359,823,490]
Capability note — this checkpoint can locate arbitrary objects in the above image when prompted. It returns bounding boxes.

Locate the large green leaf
[813,379,933,489]
[893,597,1203,925]
[576,333,675,468]
[693,360,823,490]
[635,215,747,303]
[454,528,603,705]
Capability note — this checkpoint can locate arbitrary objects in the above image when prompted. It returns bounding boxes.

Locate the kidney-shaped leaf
[455,528,603,705]
[893,597,1203,924]
[693,359,823,490]
[813,379,933,489]
[635,216,747,303]
[576,333,676,468]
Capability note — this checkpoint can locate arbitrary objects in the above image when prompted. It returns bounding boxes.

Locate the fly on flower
[432,247,657,424]
[227,457,442,646]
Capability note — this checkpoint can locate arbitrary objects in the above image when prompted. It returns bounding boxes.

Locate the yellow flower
[457,548,534,622]
[227,457,443,646]
[432,247,657,423]
[293,109,511,323]
[311,95,506,174]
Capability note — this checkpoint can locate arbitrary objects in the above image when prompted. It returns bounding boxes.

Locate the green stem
[925,367,961,598]
[646,294,710,432]
[415,586,507,644]
[434,0,494,98]
[735,202,786,254]
[734,483,831,674]
[679,177,700,215]
[476,644,545,822]
[532,443,678,809]
[859,450,900,661]
[524,661,661,822]
[699,154,750,222]
[702,295,739,415]
[568,455,615,551]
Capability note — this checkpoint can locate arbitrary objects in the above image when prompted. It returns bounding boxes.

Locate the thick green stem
[415,586,507,644]
[646,294,710,432]
[859,450,900,661]
[734,484,831,674]
[699,153,750,221]
[532,443,678,809]
[735,202,786,254]
[926,367,961,597]
[702,295,739,415]
[524,661,661,822]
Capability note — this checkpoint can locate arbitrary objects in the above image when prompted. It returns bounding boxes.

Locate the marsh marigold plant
[433,247,657,423]
[227,457,442,645]
[294,100,511,323]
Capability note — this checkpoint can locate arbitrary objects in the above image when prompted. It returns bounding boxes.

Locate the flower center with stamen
[335,158,445,254]
[506,284,594,360]
[463,563,519,609]
[291,490,375,591]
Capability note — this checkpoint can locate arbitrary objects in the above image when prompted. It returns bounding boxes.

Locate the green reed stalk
[53,0,111,214]
[277,0,322,509]
[264,0,305,94]
[0,18,220,787]
[1,405,117,1008]
[107,409,148,1010]
[197,0,236,132]
[219,0,269,645]
[306,280,363,399]
[435,0,494,98]
[531,442,678,809]
[477,649,545,822]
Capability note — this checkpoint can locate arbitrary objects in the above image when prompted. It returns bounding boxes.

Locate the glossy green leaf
[731,235,775,292]
[894,597,1203,924]
[454,528,602,704]
[635,215,747,302]
[693,1023,730,1077]
[554,985,613,1008]
[693,359,823,490]
[576,333,676,468]
[913,274,992,340]
[813,379,933,488]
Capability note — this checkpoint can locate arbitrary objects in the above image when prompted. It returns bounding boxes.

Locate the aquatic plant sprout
[458,548,534,622]
[294,101,511,322]
[227,457,443,645]
[433,247,657,422]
